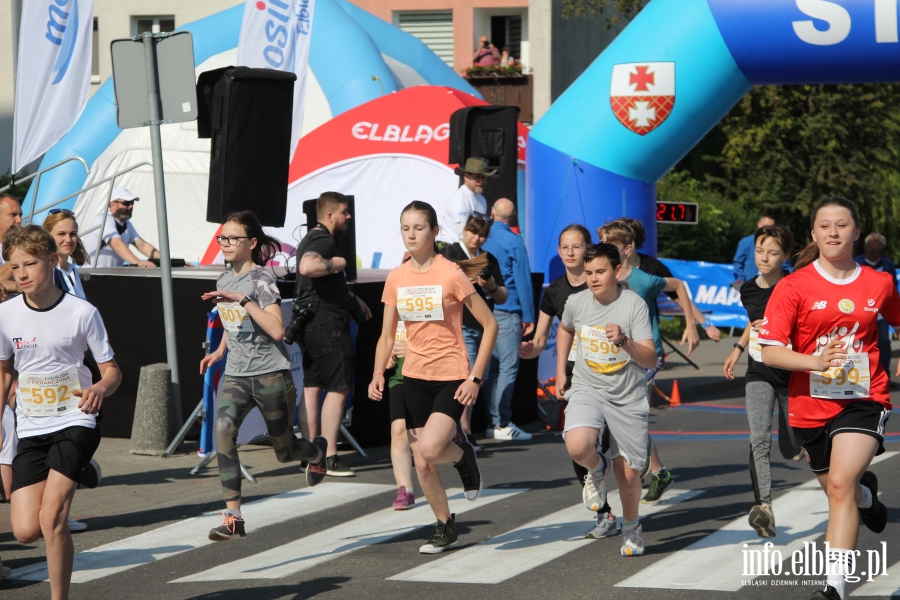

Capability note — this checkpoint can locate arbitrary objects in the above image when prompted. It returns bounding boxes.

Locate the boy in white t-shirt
[557,242,657,557]
[0,225,122,598]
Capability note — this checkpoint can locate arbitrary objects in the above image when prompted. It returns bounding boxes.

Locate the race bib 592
[19,367,81,417]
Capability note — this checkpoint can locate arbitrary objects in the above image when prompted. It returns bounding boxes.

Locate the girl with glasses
[200,211,327,542]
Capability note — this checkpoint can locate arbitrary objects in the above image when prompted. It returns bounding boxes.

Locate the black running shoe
[642,469,672,504]
[305,436,328,487]
[78,458,101,490]
[810,585,841,600]
[419,514,458,554]
[454,441,482,501]
[208,512,246,542]
[326,455,355,477]
[859,471,887,533]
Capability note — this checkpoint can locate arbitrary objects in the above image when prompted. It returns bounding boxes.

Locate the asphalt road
[1,388,900,600]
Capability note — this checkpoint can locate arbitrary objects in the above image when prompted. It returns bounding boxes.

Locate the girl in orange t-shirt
[369,201,498,554]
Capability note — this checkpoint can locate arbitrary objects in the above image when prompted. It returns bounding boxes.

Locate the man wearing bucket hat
[437,157,497,245]
[83,187,160,268]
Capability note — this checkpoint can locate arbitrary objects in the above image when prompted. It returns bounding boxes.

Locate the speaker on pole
[197,66,296,227]
[448,105,520,210]
[301,195,358,283]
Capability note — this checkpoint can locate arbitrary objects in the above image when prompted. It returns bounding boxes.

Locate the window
[131,16,176,37]
[396,11,454,68]
[91,18,99,83]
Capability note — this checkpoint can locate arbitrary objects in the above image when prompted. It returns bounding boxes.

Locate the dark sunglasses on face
[472,211,493,222]
[115,200,135,207]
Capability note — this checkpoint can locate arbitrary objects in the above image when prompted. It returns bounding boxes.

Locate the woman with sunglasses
[440,214,507,448]
[200,211,327,542]
[43,209,89,299]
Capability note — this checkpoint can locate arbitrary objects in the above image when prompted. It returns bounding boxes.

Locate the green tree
[561,0,644,26]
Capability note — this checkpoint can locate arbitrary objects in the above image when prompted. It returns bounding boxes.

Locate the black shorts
[793,401,890,473]
[11,426,101,493]
[298,311,354,392]
[404,377,465,430]
[388,383,406,423]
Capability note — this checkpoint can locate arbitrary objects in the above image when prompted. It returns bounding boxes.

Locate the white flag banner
[237,0,316,162]
[12,0,94,174]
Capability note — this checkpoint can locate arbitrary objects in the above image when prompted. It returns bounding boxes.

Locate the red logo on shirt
[12,337,37,350]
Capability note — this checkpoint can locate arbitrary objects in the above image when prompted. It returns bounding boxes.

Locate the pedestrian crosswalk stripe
[171,487,528,583]
[388,487,701,584]
[850,558,900,596]
[9,482,394,583]
[615,451,899,592]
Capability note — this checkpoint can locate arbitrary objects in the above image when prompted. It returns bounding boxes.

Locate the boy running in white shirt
[0,225,122,599]
[557,242,657,556]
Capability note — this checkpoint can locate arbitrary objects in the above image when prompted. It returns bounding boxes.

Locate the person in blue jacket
[854,232,898,381]
[732,215,775,288]
[482,198,535,441]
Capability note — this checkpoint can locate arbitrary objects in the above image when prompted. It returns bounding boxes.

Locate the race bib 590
[579,325,628,374]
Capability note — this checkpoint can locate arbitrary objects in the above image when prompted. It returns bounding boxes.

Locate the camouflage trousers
[216,371,319,501]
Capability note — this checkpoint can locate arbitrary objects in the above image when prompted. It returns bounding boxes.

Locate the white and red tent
[200,85,528,269]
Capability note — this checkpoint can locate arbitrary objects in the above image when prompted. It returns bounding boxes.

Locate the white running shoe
[582,474,607,512]
[68,517,87,532]
[487,425,532,441]
[585,512,620,538]
[621,524,645,557]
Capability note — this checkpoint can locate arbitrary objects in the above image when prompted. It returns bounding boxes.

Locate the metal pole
[143,34,182,427]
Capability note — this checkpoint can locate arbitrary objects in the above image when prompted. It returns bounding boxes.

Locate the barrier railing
[0,156,91,221]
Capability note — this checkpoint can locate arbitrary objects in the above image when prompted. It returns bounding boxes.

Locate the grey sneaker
[582,474,608,512]
[419,514,458,554]
[620,524,645,556]
[748,503,776,538]
[585,511,620,539]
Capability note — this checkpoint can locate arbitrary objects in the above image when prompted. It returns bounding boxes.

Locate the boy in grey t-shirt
[557,243,657,558]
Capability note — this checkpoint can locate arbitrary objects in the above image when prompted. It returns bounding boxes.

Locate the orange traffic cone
[668,380,682,407]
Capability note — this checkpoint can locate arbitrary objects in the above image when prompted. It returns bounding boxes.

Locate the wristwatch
[468,375,483,385]
[614,335,628,349]
[702,320,714,329]
[734,343,745,352]
[239,295,252,307]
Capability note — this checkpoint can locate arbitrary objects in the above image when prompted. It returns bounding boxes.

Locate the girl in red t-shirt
[368,201,498,554]
[759,197,900,600]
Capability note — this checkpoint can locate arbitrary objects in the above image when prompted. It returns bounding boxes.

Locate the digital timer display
[656,202,699,224]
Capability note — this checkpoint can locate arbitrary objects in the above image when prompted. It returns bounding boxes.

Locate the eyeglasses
[216,235,249,246]
[48,209,75,216]
[114,200,135,207]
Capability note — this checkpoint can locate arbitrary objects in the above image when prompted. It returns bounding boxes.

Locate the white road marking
[10,483,394,583]
[171,487,528,582]
[389,488,701,584]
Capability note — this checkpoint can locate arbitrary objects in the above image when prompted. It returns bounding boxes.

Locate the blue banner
[658,258,749,328]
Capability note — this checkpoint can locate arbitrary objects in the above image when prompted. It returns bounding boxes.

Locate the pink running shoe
[393,486,415,510]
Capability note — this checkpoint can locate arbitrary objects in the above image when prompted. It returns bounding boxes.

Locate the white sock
[826,549,852,598]
[589,452,609,479]
[858,484,873,509]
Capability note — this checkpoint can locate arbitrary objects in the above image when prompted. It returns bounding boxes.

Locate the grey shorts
[563,387,649,472]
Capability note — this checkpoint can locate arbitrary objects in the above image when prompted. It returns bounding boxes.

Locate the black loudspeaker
[301,196,358,283]
[197,66,296,227]
[448,106,520,210]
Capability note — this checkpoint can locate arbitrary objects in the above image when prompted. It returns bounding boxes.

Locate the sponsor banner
[659,258,748,328]
[13,0,94,174]
[237,0,316,161]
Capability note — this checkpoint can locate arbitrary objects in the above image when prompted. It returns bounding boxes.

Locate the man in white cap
[436,157,497,245]
[83,187,159,268]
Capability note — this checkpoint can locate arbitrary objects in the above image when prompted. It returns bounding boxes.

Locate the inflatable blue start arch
[527,0,900,278]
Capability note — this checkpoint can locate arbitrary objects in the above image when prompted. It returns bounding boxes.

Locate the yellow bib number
[810,352,870,399]
[579,325,627,374]
[219,302,255,333]
[19,367,81,417]
[397,286,443,321]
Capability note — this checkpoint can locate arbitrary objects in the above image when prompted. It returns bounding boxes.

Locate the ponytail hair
[223,211,281,266]
[455,254,489,281]
[793,196,861,270]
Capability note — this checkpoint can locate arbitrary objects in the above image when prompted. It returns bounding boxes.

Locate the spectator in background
[437,157,495,245]
[0,194,23,294]
[482,198,534,441]
[855,233,897,383]
[473,36,501,66]
[732,214,776,289]
[499,46,516,67]
[82,187,160,268]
